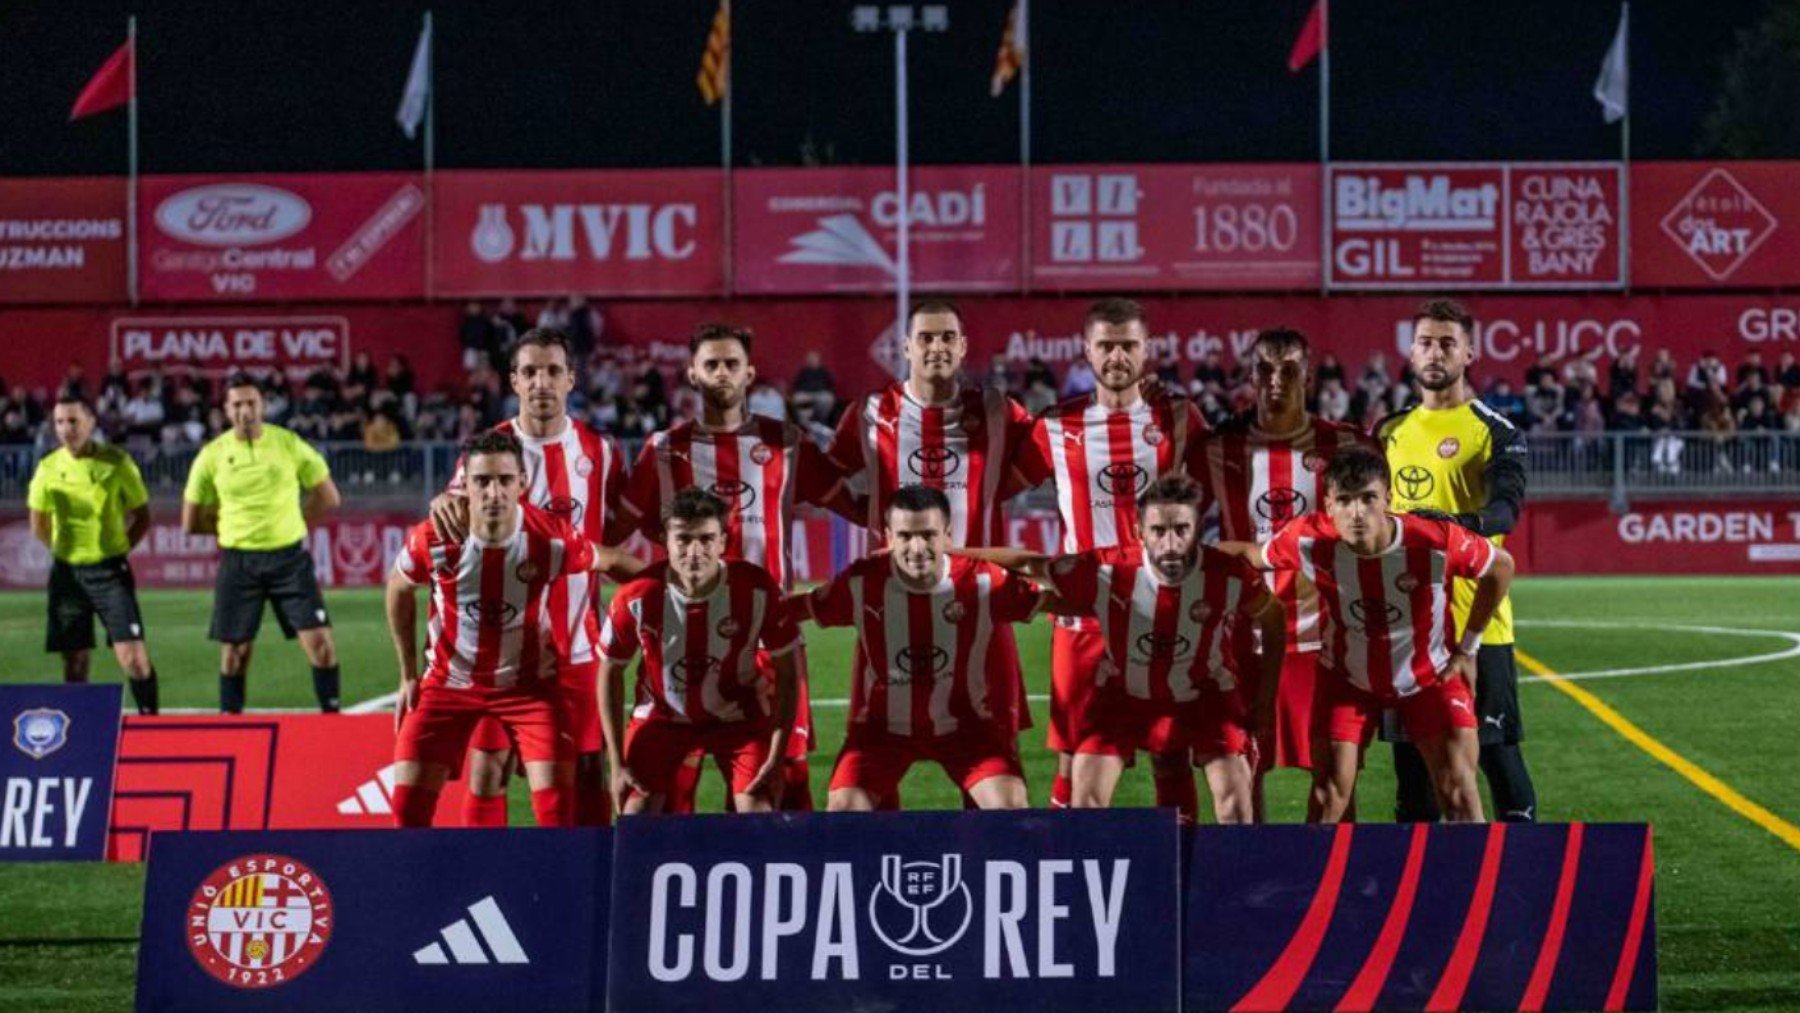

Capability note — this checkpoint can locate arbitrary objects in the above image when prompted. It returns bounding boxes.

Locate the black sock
[220,674,246,714]
[312,666,341,713]
[1392,742,1442,822]
[129,670,160,716]
[1480,743,1538,822]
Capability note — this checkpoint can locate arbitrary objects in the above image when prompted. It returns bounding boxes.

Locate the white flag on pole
[396,20,432,139]
[1594,5,1628,124]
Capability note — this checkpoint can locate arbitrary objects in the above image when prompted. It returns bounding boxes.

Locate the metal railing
[3,432,1796,509]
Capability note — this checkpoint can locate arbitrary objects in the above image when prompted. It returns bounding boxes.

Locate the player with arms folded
[1222,448,1512,823]
[386,430,641,828]
[598,488,801,816]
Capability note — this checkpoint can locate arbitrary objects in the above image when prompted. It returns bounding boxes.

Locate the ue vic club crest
[187,854,334,989]
[869,854,973,957]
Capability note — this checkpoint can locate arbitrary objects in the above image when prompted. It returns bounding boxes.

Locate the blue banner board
[136,829,609,1012]
[606,808,1182,1013]
[0,683,122,861]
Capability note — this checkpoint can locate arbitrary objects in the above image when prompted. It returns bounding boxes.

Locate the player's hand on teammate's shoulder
[429,492,470,542]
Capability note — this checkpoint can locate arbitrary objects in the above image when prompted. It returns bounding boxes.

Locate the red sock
[573,765,612,827]
[779,760,814,811]
[392,784,440,828]
[1153,765,1199,824]
[1051,773,1073,809]
[530,786,571,827]
[463,792,508,828]
[666,753,704,814]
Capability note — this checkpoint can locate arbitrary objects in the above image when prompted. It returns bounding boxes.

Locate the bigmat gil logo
[186,854,333,990]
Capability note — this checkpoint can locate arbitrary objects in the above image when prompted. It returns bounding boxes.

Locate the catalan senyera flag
[696,0,730,106]
[990,1,1023,98]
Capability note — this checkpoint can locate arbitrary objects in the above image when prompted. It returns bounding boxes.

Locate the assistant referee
[1376,298,1538,823]
[181,374,343,713]
[27,396,160,714]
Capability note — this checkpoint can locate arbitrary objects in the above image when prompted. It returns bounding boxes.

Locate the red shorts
[828,723,1023,805]
[467,659,600,754]
[626,719,774,798]
[396,681,573,771]
[1047,625,1105,753]
[1245,651,1323,771]
[1078,686,1250,759]
[1316,673,1477,747]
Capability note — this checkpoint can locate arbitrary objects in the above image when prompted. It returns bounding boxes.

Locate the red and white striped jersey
[1023,395,1205,553]
[620,417,835,592]
[1190,416,1374,654]
[449,417,626,665]
[1044,544,1272,701]
[825,383,1034,547]
[802,553,1040,738]
[1262,513,1498,698]
[395,506,597,690]
[599,560,800,725]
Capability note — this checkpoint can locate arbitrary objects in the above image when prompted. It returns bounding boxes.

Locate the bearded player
[428,327,629,827]
[795,485,1040,811]
[1190,327,1376,820]
[598,489,801,815]
[387,430,641,827]
[617,323,858,811]
[1224,448,1511,823]
[1012,298,1208,817]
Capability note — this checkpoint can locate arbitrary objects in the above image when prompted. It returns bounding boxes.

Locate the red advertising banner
[1630,162,1797,288]
[1328,163,1623,290]
[1030,164,1320,290]
[139,172,425,301]
[434,169,725,297]
[0,177,128,304]
[111,314,349,380]
[109,715,475,860]
[1511,500,1800,575]
[733,165,1022,293]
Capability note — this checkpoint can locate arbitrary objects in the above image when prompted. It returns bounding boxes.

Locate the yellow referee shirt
[26,445,150,565]
[183,425,330,551]
[1376,400,1527,645]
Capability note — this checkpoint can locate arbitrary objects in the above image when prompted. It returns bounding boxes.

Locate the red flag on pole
[1287,0,1324,73]
[70,39,134,120]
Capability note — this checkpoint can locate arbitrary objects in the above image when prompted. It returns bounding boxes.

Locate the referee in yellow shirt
[26,396,160,714]
[1376,299,1536,823]
[181,375,343,713]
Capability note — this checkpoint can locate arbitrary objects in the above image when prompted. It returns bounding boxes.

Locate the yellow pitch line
[1516,647,1800,855]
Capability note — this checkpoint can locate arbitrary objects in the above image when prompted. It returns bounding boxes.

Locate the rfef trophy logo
[868,854,973,958]
[186,854,333,990]
[11,708,70,760]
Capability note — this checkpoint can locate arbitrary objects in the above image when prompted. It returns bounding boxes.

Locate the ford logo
[154,184,312,247]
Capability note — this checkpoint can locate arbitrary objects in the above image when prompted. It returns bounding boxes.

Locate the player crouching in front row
[385,430,642,828]
[1221,448,1514,823]
[964,475,1286,824]
[598,489,801,816]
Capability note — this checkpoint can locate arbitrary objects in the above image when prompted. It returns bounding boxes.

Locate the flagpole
[1018,0,1030,295]
[722,0,734,296]
[895,26,910,352]
[423,11,436,301]
[1318,0,1330,294]
[127,15,139,307]
[1619,2,1631,291]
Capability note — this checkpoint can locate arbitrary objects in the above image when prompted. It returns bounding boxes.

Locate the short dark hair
[463,428,525,469]
[887,483,953,522]
[906,298,963,333]
[1252,327,1310,360]
[689,322,754,357]
[511,327,573,370]
[1323,447,1390,496]
[53,394,92,413]
[1138,473,1204,515]
[668,487,729,527]
[1084,297,1146,331]
[223,372,259,392]
[1412,298,1476,337]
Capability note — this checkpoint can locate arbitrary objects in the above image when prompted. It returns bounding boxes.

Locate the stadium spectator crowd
[6,303,1799,472]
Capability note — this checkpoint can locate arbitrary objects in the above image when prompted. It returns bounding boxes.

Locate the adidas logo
[413,896,530,966]
[337,764,398,815]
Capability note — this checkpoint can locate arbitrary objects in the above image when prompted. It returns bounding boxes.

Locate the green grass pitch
[2,576,1798,1011]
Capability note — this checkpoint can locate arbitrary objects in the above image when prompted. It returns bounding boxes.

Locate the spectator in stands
[747,381,788,421]
[1155,352,1183,387]
[1561,348,1601,389]
[1316,375,1350,422]
[792,350,837,420]
[1738,392,1781,472]
[1734,368,1770,413]
[1687,351,1728,407]
[0,404,30,444]
[459,302,492,371]
[1314,351,1345,390]
[986,355,1016,395]
[1648,347,1678,386]
[1737,351,1769,389]
[1023,356,1058,393]
[534,296,569,331]
[566,295,602,364]
[1699,390,1737,472]
[1571,381,1607,466]
[346,352,378,399]
[1776,351,1800,392]
[59,364,88,401]
[1608,347,1640,399]
[487,300,525,371]
[1062,355,1097,397]
[1523,353,1555,392]
[363,404,402,452]
[1484,378,1528,429]
[588,351,625,402]
[1528,375,1563,434]
[1648,378,1686,474]
[384,355,418,418]
[122,379,166,443]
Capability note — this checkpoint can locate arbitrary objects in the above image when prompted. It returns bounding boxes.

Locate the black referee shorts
[47,556,147,653]
[209,542,331,644]
[1379,644,1524,747]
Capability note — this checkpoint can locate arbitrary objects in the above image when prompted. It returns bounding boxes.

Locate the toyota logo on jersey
[540,495,586,526]
[1255,487,1308,523]
[892,645,951,683]
[1134,632,1192,662]
[1097,462,1149,498]
[710,479,757,510]
[1347,598,1405,632]
[908,446,962,481]
[463,600,519,627]
[1395,466,1435,501]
